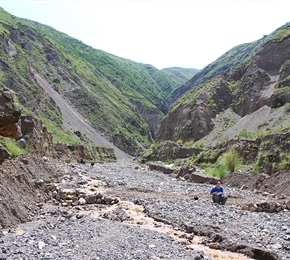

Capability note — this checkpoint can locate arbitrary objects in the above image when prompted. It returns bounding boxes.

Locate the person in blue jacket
[210,180,227,205]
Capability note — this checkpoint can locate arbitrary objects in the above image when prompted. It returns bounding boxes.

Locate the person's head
[216,180,221,188]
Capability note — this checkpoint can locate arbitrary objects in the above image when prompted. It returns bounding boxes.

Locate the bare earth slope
[34,71,131,160]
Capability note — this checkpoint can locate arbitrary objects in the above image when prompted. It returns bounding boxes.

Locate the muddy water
[79,200,251,260]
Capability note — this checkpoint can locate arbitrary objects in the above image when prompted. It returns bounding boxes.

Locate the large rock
[0,147,10,163]
[0,85,21,138]
[140,140,203,163]
[177,165,217,184]
[148,163,175,174]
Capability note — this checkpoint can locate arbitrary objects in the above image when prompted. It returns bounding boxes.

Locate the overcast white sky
[0,0,289,69]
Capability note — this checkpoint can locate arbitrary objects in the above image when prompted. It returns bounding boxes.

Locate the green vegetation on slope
[0,7,195,155]
[162,67,199,87]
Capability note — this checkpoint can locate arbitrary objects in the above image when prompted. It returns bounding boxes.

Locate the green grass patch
[270,26,290,42]
[193,139,206,148]
[236,128,254,139]
[40,119,80,145]
[0,138,25,158]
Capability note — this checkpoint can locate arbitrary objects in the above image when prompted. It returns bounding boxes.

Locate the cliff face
[0,84,21,138]
[157,76,233,142]
[157,32,290,144]
[233,35,290,117]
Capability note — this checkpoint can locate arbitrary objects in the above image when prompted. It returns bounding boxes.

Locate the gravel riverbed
[1,159,289,260]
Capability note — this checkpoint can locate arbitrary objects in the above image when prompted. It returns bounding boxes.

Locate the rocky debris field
[0,158,290,260]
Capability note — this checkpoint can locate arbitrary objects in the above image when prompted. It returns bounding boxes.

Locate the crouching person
[210,180,227,205]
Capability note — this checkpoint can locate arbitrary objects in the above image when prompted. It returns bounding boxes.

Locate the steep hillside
[157,22,290,145]
[138,22,290,177]
[0,8,193,156]
[169,23,290,105]
[106,56,186,114]
[161,67,199,88]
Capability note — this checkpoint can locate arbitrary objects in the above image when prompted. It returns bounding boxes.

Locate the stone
[270,243,282,250]
[38,241,46,249]
[79,197,86,205]
[85,194,96,204]
[269,203,277,212]
[60,193,67,200]
[240,185,248,190]
[21,158,29,165]
[209,242,220,249]
[241,205,249,210]
[104,197,116,205]
[0,147,10,162]
[76,214,84,219]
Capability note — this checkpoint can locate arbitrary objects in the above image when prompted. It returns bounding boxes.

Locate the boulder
[0,85,21,138]
[148,163,175,174]
[0,147,10,163]
[85,194,96,204]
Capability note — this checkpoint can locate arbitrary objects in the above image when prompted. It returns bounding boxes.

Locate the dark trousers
[212,194,227,205]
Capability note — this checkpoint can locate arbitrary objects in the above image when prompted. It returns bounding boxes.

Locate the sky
[0,0,289,70]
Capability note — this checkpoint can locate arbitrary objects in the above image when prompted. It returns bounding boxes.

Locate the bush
[209,150,240,179]
[236,128,254,139]
[224,151,240,172]
[193,140,205,148]
[211,165,227,179]
[184,139,194,147]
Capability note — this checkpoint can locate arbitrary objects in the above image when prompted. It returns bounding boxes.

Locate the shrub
[184,139,194,147]
[236,128,254,139]
[165,157,173,165]
[211,165,227,179]
[224,151,240,172]
[193,140,205,148]
[252,163,261,173]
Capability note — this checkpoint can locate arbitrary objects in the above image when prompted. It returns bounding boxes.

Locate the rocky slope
[157,24,290,146]
[169,23,290,106]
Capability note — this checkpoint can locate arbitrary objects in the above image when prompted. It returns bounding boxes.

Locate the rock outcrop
[140,140,203,163]
[0,84,21,138]
[157,33,290,144]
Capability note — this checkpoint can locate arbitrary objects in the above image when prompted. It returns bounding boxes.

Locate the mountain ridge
[169,22,290,106]
[0,7,197,156]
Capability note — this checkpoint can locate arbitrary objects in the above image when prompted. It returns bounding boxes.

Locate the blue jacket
[210,186,224,197]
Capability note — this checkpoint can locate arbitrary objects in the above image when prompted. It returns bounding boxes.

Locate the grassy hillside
[0,7,195,155]
[162,67,199,87]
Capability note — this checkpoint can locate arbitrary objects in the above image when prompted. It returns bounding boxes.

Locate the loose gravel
[1,159,289,260]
